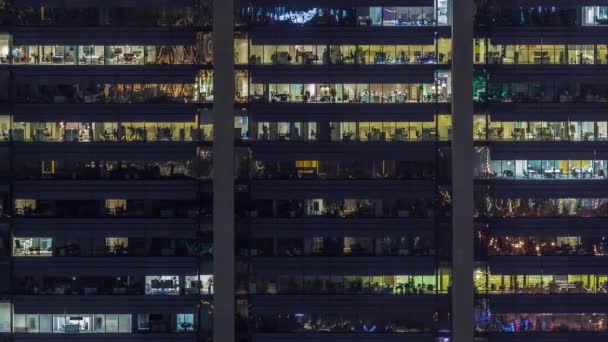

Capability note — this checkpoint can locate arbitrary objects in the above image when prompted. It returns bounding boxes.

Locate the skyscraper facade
[2,0,605,341]
[0,0,216,341]
[234,2,454,342]
[474,1,608,341]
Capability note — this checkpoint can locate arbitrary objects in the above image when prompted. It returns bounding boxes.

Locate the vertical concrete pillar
[213,0,235,340]
[451,0,474,340]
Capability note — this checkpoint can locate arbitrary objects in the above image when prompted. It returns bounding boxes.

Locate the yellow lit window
[41,160,55,174]
[295,160,318,174]
[295,160,318,168]
[105,237,129,254]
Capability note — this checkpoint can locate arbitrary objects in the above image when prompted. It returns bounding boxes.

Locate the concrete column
[213,0,235,340]
[451,0,474,340]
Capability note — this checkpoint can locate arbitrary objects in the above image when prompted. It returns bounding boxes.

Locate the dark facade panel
[12,27,198,45]
[250,294,447,314]
[14,0,192,7]
[249,102,447,122]
[13,65,199,84]
[12,295,198,314]
[250,179,436,200]
[249,26,449,45]
[485,103,608,121]
[13,180,198,200]
[485,217,608,237]
[241,0,434,6]
[252,256,436,275]
[252,333,437,342]
[484,64,608,82]
[482,179,608,198]
[488,256,608,274]
[13,218,200,238]
[490,26,608,45]
[490,0,608,7]
[251,141,440,161]
[12,142,198,161]
[13,104,198,122]
[250,217,437,237]
[486,141,598,160]
[13,257,199,276]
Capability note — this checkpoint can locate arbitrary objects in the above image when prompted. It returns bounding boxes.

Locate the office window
[176,313,194,332]
[105,237,128,255]
[13,314,51,333]
[93,315,105,333]
[26,315,39,333]
[118,314,131,333]
[145,275,180,295]
[105,199,127,216]
[185,275,214,294]
[53,314,92,333]
[583,6,608,25]
[0,303,10,332]
[295,160,318,175]
[0,34,7,63]
[54,314,131,333]
[105,314,119,332]
[77,45,104,65]
[136,314,149,331]
[13,314,26,332]
[41,160,55,175]
[6,314,132,333]
[14,199,36,216]
[39,314,51,333]
[13,237,53,256]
